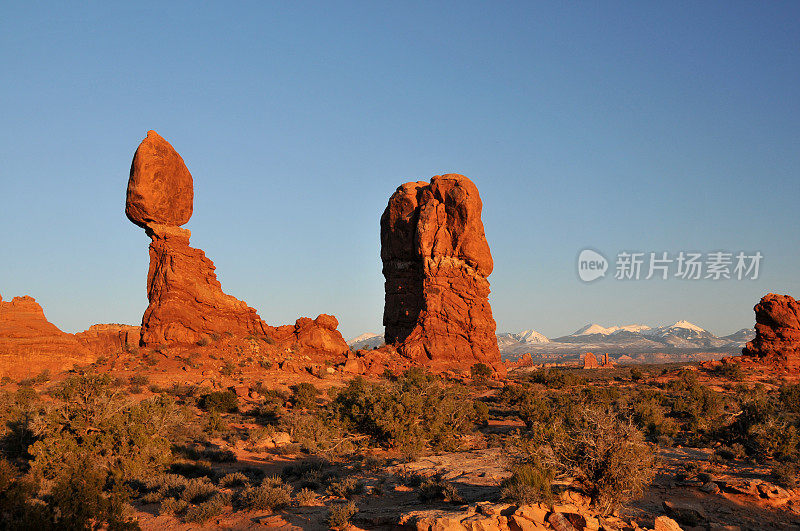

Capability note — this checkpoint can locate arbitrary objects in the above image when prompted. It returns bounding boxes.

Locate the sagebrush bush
[291,383,320,409]
[500,457,555,505]
[325,501,358,529]
[417,475,463,503]
[199,390,239,413]
[552,406,656,513]
[295,487,319,506]
[237,482,293,511]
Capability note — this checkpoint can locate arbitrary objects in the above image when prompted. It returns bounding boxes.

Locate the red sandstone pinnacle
[381,174,500,369]
[742,293,800,370]
[126,130,193,228]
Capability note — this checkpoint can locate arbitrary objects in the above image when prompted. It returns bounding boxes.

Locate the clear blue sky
[1,2,798,340]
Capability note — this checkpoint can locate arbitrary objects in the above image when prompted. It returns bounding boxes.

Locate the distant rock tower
[380,174,501,368]
[583,352,599,369]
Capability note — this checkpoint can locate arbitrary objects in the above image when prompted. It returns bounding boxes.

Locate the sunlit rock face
[381,174,501,370]
[742,293,800,370]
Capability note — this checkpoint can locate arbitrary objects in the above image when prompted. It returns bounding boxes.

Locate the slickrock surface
[381,174,500,370]
[742,293,800,370]
[0,294,95,378]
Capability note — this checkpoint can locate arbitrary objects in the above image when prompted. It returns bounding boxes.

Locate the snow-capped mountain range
[349,321,755,357]
[497,320,754,356]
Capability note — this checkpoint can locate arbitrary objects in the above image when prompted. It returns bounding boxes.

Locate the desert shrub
[500,457,555,504]
[220,361,237,376]
[46,458,140,530]
[779,383,800,414]
[715,362,743,380]
[129,374,149,386]
[325,501,358,529]
[629,367,644,381]
[219,472,249,488]
[725,386,800,460]
[668,372,723,431]
[170,461,216,480]
[180,478,218,503]
[291,383,320,409]
[551,406,656,514]
[197,337,211,347]
[184,493,230,523]
[326,476,364,499]
[528,369,584,389]
[471,363,493,383]
[159,497,188,516]
[199,390,238,413]
[630,390,679,440]
[236,481,293,511]
[281,411,353,456]
[330,370,480,455]
[417,475,463,503]
[295,487,319,506]
[28,375,182,482]
[771,460,800,489]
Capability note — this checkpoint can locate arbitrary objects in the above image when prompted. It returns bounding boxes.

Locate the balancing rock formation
[126,131,347,355]
[381,174,501,369]
[742,293,800,370]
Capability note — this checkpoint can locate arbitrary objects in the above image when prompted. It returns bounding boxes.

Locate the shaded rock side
[742,293,800,369]
[381,174,500,367]
[0,294,95,379]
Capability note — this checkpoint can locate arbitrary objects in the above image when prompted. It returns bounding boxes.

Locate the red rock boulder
[742,293,800,369]
[381,174,500,370]
[126,130,193,228]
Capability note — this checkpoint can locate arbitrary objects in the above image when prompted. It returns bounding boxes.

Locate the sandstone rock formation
[381,174,500,369]
[742,293,800,369]
[75,324,141,356]
[0,294,95,379]
[583,351,599,369]
[126,131,348,356]
[601,353,614,367]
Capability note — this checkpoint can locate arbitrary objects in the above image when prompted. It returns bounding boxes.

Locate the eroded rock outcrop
[0,294,95,378]
[127,131,348,356]
[742,293,800,369]
[75,324,141,356]
[381,174,500,370]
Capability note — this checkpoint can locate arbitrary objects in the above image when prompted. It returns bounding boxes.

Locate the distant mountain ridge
[348,321,755,360]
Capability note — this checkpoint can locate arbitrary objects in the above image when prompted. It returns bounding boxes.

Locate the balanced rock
[0,294,95,379]
[742,293,800,369]
[126,130,193,228]
[126,131,348,356]
[381,174,500,369]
